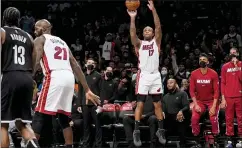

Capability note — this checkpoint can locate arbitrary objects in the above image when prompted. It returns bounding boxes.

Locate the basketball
[125,0,140,11]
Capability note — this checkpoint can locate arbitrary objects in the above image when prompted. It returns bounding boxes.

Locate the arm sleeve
[213,71,220,100]
[189,72,196,99]
[220,65,226,95]
[180,92,190,112]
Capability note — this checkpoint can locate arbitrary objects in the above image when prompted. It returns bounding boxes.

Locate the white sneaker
[236,141,242,148]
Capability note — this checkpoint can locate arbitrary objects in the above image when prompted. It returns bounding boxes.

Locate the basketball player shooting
[127,0,166,147]
[31,19,100,147]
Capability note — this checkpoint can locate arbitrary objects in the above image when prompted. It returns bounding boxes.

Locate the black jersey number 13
[13,45,25,65]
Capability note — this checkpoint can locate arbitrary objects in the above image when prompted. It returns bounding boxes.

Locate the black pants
[72,119,83,143]
[123,115,157,147]
[82,105,102,147]
[164,113,186,147]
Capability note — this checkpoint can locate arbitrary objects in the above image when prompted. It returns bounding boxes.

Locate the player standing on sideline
[189,53,220,147]
[127,0,166,147]
[1,7,40,148]
[32,19,100,147]
[221,48,242,148]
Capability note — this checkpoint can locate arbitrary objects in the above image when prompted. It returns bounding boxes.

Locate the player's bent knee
[58,114,70,129]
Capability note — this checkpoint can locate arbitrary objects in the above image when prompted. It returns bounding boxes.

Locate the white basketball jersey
[41,34,72,75]
[138,39,159,73]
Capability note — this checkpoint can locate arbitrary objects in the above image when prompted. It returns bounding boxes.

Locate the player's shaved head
[34,19,52,37]
[35,19,51,28]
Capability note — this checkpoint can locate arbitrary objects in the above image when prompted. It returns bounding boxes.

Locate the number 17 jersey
[41,34,72,75]
[1,27,33,73]
[137,39,159,73]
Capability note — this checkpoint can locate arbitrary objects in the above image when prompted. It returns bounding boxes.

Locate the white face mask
[132,73,137,81]
[161,70,167,76]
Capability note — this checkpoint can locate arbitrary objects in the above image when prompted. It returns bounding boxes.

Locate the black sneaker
[133,130,142,147]
[156,128,166,145]
[191,144,202,148]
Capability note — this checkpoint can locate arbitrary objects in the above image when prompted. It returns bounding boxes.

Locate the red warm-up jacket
[221,61,242,98]
[189,68,220,102]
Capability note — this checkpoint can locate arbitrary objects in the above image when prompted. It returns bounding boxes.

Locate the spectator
[223,25,242,53]
[99,67,118,104]
[19,10,35,35]
[123,97,157,147]
[71,38,83,57]
[163,79,189,147]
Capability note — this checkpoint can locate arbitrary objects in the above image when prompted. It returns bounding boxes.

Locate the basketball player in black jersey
[1,7,39,148]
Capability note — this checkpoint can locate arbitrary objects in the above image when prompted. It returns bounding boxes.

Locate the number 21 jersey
[41,34,72,75]
[137,39,159,73]
[1,27,33,72]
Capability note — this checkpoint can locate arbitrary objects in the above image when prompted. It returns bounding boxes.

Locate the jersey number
[13,45,25,65]
[54,46,67,60]
[149,50,154,56]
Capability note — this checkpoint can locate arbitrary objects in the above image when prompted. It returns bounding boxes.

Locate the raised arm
[127,10,141,51]
[32,36,45,76]
[147,0,162,48]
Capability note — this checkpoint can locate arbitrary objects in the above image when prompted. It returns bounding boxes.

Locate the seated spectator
[163,79,190,147]
[180,79,191,99]
[99,67,118,104]
[70,91,83,144]
[123,97,157,147]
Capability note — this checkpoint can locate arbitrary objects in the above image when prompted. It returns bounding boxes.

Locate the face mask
[106,72,113,78]
[161,70,167,76]
[87,64,94,70]
[199,61,207,68]
[229,54,238,60]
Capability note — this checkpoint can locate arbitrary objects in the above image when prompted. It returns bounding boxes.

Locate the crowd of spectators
[2,0,241,147]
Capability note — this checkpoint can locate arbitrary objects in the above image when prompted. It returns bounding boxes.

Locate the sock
[134,121,140,130]
[26,139,40,148]
[157,119,164,129]
[64,144,73,148]
[214,135,218,143]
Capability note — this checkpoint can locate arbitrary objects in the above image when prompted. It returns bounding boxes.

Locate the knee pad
[57,114,70,129]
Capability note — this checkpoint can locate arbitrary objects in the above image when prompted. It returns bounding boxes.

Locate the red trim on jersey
[35,53,52,114]
[135,69,141,95]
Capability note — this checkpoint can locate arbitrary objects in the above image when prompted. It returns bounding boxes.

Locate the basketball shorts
[135,71,163,95]
[1,71,33,123]
[35,70,75,116]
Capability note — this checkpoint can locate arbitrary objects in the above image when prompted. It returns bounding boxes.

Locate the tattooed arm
[127,10,141,54]
[148,0,162,53]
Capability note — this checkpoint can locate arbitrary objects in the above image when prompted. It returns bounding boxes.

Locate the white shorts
[135,71,163,95]
[35,70,75,116]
